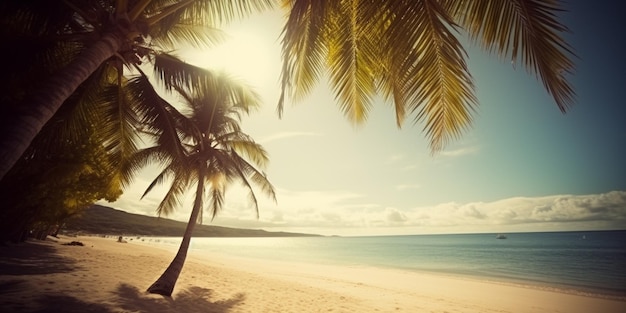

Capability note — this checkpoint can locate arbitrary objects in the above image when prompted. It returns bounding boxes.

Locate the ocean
[138,230,626,298]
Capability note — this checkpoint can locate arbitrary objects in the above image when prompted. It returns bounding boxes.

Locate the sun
[191,29,280,92]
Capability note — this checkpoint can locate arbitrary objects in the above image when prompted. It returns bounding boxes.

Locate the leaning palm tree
[0,0,275,181]
[278,0,576,152]
[131,70,276,297]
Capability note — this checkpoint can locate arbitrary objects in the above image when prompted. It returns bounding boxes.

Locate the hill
[63,205,319,237]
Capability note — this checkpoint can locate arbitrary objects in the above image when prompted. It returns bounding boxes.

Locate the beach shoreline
[1,235,624,312]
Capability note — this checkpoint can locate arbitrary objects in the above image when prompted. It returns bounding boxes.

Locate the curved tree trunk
[147,172,205,297]
[0,31,123,182]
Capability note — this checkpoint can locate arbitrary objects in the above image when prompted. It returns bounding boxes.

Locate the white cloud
[440,146,479,157]
[105,184,626,236]
[252,190,626,235]
[386,207,408,223]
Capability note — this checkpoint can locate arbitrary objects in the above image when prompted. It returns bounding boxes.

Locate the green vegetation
[0,105,122,242]
[63,205,317,238]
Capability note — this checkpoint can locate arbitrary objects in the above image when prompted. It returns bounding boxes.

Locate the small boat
[495,234,507,239]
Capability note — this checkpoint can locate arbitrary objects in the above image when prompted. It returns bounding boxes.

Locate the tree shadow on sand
[112,283,246,313]
[31,294,112,313]
[0,241,78,304]
[2,284,246,313]
[0,240,78,276]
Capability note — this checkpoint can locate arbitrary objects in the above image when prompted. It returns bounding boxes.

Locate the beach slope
[0,236,623,312]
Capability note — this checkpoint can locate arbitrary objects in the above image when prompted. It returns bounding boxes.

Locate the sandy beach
[1,236,624,313]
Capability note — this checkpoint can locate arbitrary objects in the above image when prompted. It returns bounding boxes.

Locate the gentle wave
[132,230,626,298]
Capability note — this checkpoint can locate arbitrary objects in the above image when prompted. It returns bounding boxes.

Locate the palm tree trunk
[0,31,123,182]
[147,172,205,297]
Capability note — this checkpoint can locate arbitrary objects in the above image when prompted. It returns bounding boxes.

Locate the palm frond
[221,132,270,169]
[156,164,192,217]
[225,149,277,219]
[206,183,225,221]
[444,0,576,112]
[152,52,210,91]
[384,0,477,152]
[200,71,262,112]
[141,164,174,200]
[126,146,172,176]
[98,81,143,186]
[278,0,334,116]
[325,0,380,123]
[230,149,276,200]
[185,0,276,26]
[231,162,261,219]
[126,72,187,158]
[149,21,227,50]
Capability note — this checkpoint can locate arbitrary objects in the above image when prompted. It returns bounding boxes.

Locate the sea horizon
[128,229,626,300]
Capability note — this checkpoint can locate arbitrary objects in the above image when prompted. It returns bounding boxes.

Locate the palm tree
[0,58,130,242]
[131,70,276,297]
[1,1,577,179]
[277,0,576,152]
[0,0,275,181]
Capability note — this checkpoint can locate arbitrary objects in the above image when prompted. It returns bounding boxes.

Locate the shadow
[112,283,246,313]
[32,295,113,313]
[0,240,78,275]
[0,279,26,293]
[1,241,244,312]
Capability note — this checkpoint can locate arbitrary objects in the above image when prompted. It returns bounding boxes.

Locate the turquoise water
[141,230,626,297]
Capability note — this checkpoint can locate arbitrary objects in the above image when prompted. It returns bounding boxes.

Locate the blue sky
[104,1,626,236]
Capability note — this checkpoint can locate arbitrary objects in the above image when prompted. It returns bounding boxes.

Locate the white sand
[0,235,624,312]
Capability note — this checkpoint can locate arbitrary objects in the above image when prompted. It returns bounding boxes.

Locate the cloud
[462,205,487,219]
[386,208,408,223]
[259,131,322,144]
[440,146,479,157]
[266,190,626,235]
[106,184,626,236]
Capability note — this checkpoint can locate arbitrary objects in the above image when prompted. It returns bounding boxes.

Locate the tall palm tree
[131,69,276,297]
[278,0,576,152]
[0,0,275,181]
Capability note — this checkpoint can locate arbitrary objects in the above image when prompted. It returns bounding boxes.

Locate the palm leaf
[126,72,187,158]
[155,163,192,217]
[149,21,227,50]
[147,0,275,27]
[152,52,211,92]
[127,146,172,178]
[278,0,335,115]
[205,183,224,221]
[221,132,270,169]
[385,0,477,152]
[444,0,576,112]
[325,0,379,123]
[98,79,143,186]
[141,164,174,200]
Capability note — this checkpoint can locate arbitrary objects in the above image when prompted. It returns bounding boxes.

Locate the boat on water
[495,234,507,239]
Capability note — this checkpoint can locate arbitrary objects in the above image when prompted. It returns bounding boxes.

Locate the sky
[101,0,626,236]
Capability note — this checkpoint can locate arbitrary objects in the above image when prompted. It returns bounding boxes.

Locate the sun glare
[194,30,279,92]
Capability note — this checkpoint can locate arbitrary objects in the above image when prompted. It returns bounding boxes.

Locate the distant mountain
[63,205,319,237]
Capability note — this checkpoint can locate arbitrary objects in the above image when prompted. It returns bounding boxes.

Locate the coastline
[1,235,624,312]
